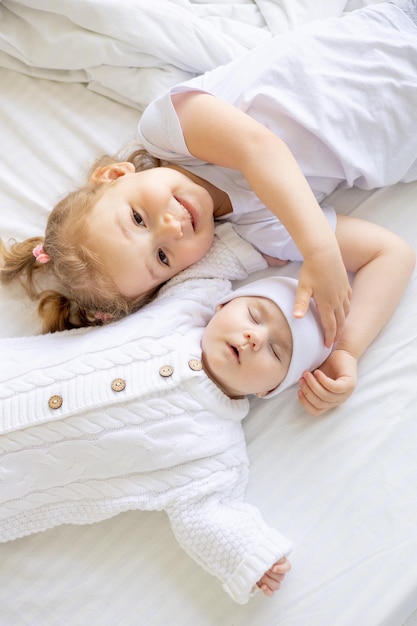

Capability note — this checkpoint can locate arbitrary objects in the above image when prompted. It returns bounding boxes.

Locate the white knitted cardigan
[0,224,292,603]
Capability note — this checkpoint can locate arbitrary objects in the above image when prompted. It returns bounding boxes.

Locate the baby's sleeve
[165,476,292,604]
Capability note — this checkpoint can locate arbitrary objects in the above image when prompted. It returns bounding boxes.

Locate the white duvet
[1,0,354,110]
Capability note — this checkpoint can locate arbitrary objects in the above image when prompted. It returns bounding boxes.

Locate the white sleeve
[230,203,337,261]
[166,481,292,604]
[138,90,196,164]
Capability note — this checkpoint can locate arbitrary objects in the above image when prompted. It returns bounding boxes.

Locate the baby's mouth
[229,344,240,363]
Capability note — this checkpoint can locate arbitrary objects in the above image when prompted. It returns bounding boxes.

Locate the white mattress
[1,2,417,625]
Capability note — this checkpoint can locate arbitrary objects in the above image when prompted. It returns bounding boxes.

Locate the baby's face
[201,295,292,398]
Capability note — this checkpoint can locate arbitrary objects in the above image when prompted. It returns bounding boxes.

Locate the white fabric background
[1,2,417,624]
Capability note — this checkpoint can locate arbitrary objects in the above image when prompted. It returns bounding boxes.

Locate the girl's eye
[132,210,144,226]
[158,249,169,266]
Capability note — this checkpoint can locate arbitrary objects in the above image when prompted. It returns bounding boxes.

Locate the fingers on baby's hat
[293,299,309,319]
[324,328,337,349]
[344,292,351,316]
[334,307,348,341]
[293,283,313,319]
[313,303,336,347]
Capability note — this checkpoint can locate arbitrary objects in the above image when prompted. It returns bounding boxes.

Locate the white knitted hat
[218,277,332,397]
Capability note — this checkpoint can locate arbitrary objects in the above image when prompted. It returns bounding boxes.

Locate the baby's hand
[298,349,358,416]
[294,246,351,347]
[257,557,291,597]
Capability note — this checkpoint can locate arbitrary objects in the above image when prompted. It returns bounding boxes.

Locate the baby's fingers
[257,558,291,596]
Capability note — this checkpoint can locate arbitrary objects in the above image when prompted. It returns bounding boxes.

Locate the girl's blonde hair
[0,148,163,333]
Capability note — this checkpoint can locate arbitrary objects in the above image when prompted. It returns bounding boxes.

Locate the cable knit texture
[0,224,291,603]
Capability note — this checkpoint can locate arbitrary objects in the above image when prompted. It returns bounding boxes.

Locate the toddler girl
[1,0,416,345]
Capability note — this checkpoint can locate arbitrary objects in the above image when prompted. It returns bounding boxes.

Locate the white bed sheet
[1,3,417,625]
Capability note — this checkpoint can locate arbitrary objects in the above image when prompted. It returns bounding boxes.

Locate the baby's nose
[243,328,266,351]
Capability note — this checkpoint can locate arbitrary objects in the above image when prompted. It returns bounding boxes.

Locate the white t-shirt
[138,2,417,258]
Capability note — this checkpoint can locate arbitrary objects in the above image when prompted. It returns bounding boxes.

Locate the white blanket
[0,0,351,110]
[3,2,417,625]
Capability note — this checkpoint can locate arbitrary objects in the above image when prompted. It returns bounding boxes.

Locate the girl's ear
[91,161,135,183]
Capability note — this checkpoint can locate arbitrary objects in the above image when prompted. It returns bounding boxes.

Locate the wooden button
[159,365,174,377]
[48,395,63,410]
[111,378,126,392]
[188,359,202,371]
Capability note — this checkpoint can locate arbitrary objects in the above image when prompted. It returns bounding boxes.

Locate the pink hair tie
[32,244,50,264]
[94,312,113,323]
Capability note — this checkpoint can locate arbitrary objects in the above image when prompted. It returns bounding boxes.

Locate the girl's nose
[243,328,266,351]
[160,213,183,241]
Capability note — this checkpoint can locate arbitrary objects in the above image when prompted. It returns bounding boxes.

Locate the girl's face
[201,295,293,398]
[87,165,216,297]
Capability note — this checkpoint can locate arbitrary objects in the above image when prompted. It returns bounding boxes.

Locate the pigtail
[38,292,107,333]
[37,287,160,332]
[37,291,75,333]
[1,144,165,333]
[0,236,49,298]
